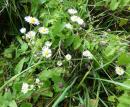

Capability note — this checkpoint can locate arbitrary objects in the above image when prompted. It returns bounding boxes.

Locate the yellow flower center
[30,18,36,23]
[45,50,49,56]
[41,29,46,33]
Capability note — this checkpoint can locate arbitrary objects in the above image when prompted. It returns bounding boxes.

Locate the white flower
[65,54,72,61]
[115,66,125,75]
[35,78,40,84]
[42,46,52,58]
[20,27,26,33]
[70,15,84,25]
[25,31,36,39]
[38,27,49,34]
[68,8,77,15]
[45,41,52,47]
[65,23,73,29]
[83,50,93,59]
[24,16,39,25]
[57,61,63,66]
[70,15,79,22]
[21,83,29,94]
[77,18,84,25]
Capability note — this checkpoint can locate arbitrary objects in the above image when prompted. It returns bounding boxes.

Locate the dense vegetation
[0,0,130,107]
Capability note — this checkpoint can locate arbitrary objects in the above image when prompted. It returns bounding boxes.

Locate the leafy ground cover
[0,0,130,107]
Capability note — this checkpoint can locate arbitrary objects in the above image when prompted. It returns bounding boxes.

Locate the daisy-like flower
[25,31,36,39]
[77,18,84,25]
[38,27,49,34]
[70,15,80,22]
[115,66,125,75]
[65,54,72,61]
[57,61,63,66]
[68,8,77,15]
[24,16,39,25]
[20,27,26,33]
[45,41,52,47]
[65,23,73,29]
[42,46,52,58]
[21,83,29,94]
[35,78,40,84]
[70,15,84,25]
[83,50,93,59]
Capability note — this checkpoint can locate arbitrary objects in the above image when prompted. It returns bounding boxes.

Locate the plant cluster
[0,0,130,107]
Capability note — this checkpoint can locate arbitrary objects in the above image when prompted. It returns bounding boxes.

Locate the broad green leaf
[9,100,17,107]
[118,53,130,65]
[39,68,65,81]
[21,43,28,53]
[14,57,26,74]
[119,0,130,6]
[119,18,128,27]
[3,45,15,58]
[41,89,53,97]
[20,102,32,107]
[108,96,116,102]
[64,35,74,48]
[73,36,82,50]
[110,0,119,10]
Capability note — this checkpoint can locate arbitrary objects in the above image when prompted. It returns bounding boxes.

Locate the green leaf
[52,76,65,92]
[51,21,65,36]
[9,100,17,107]
[108,96,116,102]
[20,102,32,107]
[21,43,28,53]
[14,57,26,74]
[3,45,15,58]
[39,68,65,81]
[118,53,130,65]
[119,18,128,27]
[64,36,74,48]
[110,0,119,10]
[73,36,82,50]
[119,0,130,6]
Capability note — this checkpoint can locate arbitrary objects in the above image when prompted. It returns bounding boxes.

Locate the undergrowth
[0,0,130,107]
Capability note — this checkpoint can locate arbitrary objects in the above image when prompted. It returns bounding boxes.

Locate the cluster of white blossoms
[21,83,34,94]
[21,78,42,94]
[25,31,36,39]
[70,15,84,25]
[42,41,52,58]
[115,66,125,75]
[82,50,93,59]
[24,16,40,25]
[67,8,84,25]
[65,23,73,29]
[20,16,49,47]
[68,8,77,15]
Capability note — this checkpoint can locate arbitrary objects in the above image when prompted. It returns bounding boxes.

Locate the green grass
[0,0,130,107]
